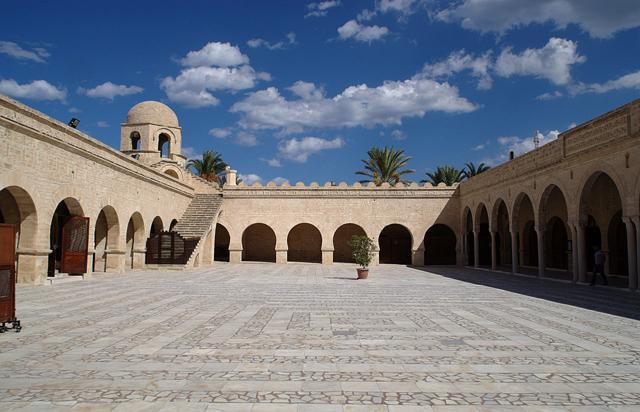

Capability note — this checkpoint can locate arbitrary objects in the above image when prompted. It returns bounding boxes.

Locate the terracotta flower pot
[357,268,369,279]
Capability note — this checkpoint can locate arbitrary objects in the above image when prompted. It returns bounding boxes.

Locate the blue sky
[2,0,640,184]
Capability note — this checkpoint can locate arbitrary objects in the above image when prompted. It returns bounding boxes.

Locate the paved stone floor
[1,263,640,411]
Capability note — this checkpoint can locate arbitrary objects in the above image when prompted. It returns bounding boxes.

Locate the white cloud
[536,91,564,100]
[272,177,289,185]
[260,157,282,167]
[0,79,66,101]
[231,78,476,133]
[163,43,269,108]
[180,42,249,67]
[182,146,200,159]
[278,136,345,163]
[471,142,488,151]
[419,50,493,90]
[96,120,109,128]
[436,0,640,38]
[498,130,559,158]
[209,127,232,138]
[247,32,296,50]
[78,81,143,100]
[571,70,640,94]
[391,129,406,140]
[306,1,341,18]
[358,0,422,21]
[236,131,258,147]
[495,38,585,85]
[239,173,262,185]
[0,41,49,63]
[338,20,390,42]
[68,107,81,113]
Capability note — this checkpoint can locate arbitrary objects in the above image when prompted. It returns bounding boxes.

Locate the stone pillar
[85,247,95,278]
[412,247,424,266]
[490,231,497,270]
[510,231,518,274]
[459,231,466,266]
[322,249,333,265]
[536,226,545,278]
[229,248,242,263]
[569,224,579,283]
[132,249,146,269]
[372,248,380,266]
[633,217,640,290]
[16,249,50,285]
[622,217,638,290]
[224,167,237,187]
[576,221,587,283]
[276,249,287,264]
[473,230,480,268]
[105,249,126,273]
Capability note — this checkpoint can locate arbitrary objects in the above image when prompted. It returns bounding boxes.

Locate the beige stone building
[0,94,638,291]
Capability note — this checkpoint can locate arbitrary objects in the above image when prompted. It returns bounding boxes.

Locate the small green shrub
[348,235,374,269]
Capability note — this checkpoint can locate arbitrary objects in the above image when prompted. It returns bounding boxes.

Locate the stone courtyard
[1,264,640,411]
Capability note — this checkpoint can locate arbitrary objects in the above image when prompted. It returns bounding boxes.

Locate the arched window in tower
[130,131,141,150]
[158,133,171,158]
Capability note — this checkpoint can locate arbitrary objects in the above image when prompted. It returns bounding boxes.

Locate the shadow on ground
[412,265,640,321]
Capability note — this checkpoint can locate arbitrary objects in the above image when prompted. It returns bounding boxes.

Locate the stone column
[473,230,480,268]
[372,248,380,266]
[510,230,518,274]
[275,249,287,264]
[229,248,242,263]
[105,249,126,273]
[85,247,95,278]
[16,248,50,285]
[622,217,638,290]
[460,231,466,266]
[576,221,587,283]
[412,247,424,266]
[569,223,579,283]
[490,231,497,270]
[132,248,146,269]
[322,249,333,265]
[633,217,640,290]
[536,226,545,278]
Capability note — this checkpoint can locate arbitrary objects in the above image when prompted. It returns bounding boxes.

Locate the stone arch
[539,184,570,274]
[333,223,367,263]
[214,223,230,262]
[130,131,141,150]
[165,169,179,179]
[48,197,85,276]
[0,186,38,252]
[93,205,120,272]
[158,132,172,158]
[424,224,456,265]
[512,193,537,270]
[492,199,511,267]
[475,203,491,267]
[125,212,145,269]
[287,223,322,263]
[463,206,474,266]
[150,216,163,236]
[169,219,178,231]
[379,224,412,264]
[242,223,276,262]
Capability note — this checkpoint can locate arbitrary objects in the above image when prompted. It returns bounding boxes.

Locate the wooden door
[61,216,89,274]
[0,224,16,322]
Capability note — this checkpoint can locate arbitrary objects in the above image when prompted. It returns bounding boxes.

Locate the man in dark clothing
[590,247,608,286]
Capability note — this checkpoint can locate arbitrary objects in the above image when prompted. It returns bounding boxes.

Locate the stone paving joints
[1,262,640,411]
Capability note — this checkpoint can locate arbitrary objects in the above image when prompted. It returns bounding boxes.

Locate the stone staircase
[173,193,223,239]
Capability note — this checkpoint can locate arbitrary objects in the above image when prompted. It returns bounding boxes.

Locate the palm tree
[422,165,463,186]
[356,146,415,186]
[187,150,227,183]
[462,162,490,179]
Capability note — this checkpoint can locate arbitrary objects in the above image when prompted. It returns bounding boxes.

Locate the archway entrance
[242,223,276,262]
[424,224,456,265]
[126,213,145,269]
[48,198,87,276]
[214,223,230,262]
[476,205,491,266]
[546,217,568,270]
[93,206,119,272]
[513,194,536,272]
[169,219,178,231]
[0,187,38,281]
[539,185,570,278]
[158,133,171,158]
[150,216,163,236]
[379,224,412,264]
[493,200,511,268]
[464,209,474,266]
[287,223,322,263]
[333,224,366,263]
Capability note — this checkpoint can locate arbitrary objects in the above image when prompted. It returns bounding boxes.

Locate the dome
[126,101,179,127]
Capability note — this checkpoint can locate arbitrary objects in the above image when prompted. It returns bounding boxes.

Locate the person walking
[590,247,608,286]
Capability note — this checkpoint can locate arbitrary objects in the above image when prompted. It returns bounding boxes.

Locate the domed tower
[120,101,185,167]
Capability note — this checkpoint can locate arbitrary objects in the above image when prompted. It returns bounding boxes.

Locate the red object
[61,216,89,274]
[0,224,17,323]
[357,268,369,279]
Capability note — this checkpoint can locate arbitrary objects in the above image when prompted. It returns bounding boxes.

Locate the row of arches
[463,171,638,288]
[0,185,178,280]
[213,222,457,265]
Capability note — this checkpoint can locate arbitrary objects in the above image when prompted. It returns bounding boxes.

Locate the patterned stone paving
[1,263,640,411]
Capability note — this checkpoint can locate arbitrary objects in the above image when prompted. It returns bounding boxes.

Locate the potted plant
[349,235,374,279]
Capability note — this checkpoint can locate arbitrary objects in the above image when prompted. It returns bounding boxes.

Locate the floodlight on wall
[68,118,80,128]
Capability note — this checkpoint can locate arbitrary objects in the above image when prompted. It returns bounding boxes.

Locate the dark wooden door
[0,224,16,323]
[61,216,89,274]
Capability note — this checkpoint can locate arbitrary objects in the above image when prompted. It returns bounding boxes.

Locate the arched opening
[150,216,163,236]
[93,206,119,272]
[493,200,511,268]
[513,193,536,271]
[165,170,179,179]
[0,187,38,280]
[424,224,456,265]
[333,223,366,263]
[48,198,85,276]
[130,131,141,150]
[464,208,474,266]
[125,212,145,269]
[522,220,538,267]
[579,172,627,287]
[476,205,491,266]
[158,133,171,158]
[287,223,322,263]
[169,219,178,231]
[379,224,412,264]
[214,223,230,262]
[242,223,276,262]
[539,185,570,277]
